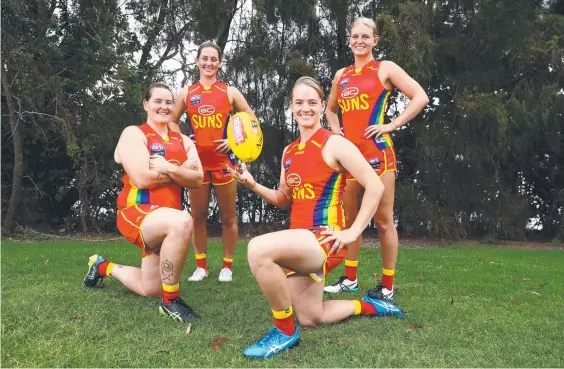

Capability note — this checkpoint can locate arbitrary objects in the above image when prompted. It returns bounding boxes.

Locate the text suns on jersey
[189,93,224,130]
[338,86,370,113]
[286,173,315,200]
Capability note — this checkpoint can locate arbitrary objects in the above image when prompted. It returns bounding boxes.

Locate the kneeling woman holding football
[229,76,404,359]
[169,41,258,284]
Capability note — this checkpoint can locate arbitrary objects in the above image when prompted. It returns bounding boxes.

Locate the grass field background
[2,238,563,367]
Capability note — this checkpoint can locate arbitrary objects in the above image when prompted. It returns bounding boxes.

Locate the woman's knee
[192,209,208,225]
[168,212,193,237]
[247,236,272,269]
[140,283,162,298]
[374,211,395,232]
[296,313,323,328]
[221,214,237,230]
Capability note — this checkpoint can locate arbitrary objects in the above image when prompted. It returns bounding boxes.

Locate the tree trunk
[216,0,239,53]
[1,63,24,233]
[138,0,170,75]
[77,161,92,233]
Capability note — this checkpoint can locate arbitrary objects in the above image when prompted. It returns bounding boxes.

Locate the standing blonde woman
[324,18,429,301]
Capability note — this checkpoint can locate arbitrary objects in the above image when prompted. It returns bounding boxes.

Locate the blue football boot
[362,293,405,318]
[243,326,300,359]
[83,254,106,288]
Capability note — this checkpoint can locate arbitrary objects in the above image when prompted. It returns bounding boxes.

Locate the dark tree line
[2,0,563,241]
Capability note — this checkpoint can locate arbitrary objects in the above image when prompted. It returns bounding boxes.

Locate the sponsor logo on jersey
[339,78,350,89]
[368,157,381,169]
[198,105,215,116]
[284,158,292,171]
[341,87,359,99]
[150,143,165,156]
[321,225,334,233]
[189,95,201,105]
[376,136,387,143]
[286,173,302,187]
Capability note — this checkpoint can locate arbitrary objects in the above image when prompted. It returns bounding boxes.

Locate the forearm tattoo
[161,259,173,282]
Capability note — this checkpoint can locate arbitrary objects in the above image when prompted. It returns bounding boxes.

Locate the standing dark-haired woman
[169,41,258,284]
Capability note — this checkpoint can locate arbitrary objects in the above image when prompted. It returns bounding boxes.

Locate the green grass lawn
[2,238,563,367]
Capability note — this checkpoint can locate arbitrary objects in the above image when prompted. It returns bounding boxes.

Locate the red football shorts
[345,137,397,180]
[286,226,347,282]
[199,148,238,185]
[202,167,236,185]
[116,204,162,257]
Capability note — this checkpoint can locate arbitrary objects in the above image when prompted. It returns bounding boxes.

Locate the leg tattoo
[161,259,174,282]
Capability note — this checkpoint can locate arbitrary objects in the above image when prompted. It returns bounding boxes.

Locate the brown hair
[350,17,378,36]
[292,76,325,100]
[196,41,222,61]
[143,82,172,102]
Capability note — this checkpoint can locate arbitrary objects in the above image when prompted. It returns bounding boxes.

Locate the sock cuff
[162,283,180,292]
[195,253,207,260]
[223,257,233,263]
[353,300,362,315]
[383,268,395,276]
[106,262,115,277]
[345,259,359,267]
[272,306,293,319]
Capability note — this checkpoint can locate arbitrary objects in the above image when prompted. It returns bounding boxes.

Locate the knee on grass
[296,314,323,328]
[139,284,162,298]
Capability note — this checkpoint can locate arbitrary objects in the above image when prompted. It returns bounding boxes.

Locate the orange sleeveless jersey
[185,81,235,170]
[116,123,187,210]
[337,60,394,155]
[283,128,345,230]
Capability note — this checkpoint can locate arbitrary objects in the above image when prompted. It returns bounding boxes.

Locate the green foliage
[1,0,562,239]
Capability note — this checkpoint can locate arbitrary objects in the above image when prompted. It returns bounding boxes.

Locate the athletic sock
[222,257,233,269]
[353,300,377,316]
[162,283,180,304]
[344,259,358,281]
[273,306,296,336]
[382,268,395,290]
[195,253,207,270]
[98,261,115,277]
